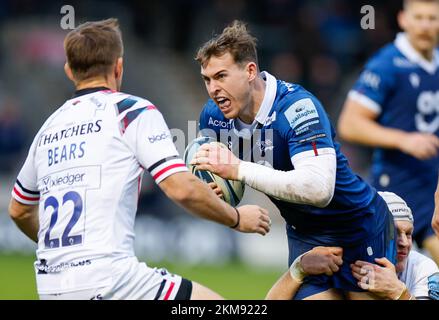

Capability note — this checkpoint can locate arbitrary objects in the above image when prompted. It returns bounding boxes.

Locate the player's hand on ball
[236,205,271,235]
[190,142,240,180]
[208,182,224,200]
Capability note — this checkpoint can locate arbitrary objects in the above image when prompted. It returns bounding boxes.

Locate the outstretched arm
[159,171,271,235]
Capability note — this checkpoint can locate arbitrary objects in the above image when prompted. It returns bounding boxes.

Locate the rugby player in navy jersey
[338,0,439,265]
[191,20,397,300]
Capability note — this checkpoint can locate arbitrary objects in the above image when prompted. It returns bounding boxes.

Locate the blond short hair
[195,20,258,68]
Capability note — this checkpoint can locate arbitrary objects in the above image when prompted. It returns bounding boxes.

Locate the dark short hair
[64,18,123,81]
[195,20,258,68]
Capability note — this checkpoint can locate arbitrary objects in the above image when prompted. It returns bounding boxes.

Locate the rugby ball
[184,136,245,207]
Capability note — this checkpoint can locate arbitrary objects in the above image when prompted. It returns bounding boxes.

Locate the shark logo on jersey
[409,73,420,88]
[284,98,320,135]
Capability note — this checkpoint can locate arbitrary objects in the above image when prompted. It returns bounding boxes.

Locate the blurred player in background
[338,0,439,265]
[191,20,396,300]
[8,18,271,300]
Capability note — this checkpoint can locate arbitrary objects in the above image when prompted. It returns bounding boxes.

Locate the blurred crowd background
[0,0,406,268]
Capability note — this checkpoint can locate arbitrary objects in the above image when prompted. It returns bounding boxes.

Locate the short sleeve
[12,137,40,205]
[411,258,439,299]
[281,96,335,162]
[349,58,395,114]
[124,107,188,184]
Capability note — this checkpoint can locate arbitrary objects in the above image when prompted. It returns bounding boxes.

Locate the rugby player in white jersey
[7,18,271,300]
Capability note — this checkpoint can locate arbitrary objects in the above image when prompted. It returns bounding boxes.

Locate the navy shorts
[287,209,396,300]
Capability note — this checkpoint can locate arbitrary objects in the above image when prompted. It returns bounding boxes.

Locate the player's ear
[397,10,407,31]
[246,62,258,82]
[64,62,76,83]
[115,57,123,80]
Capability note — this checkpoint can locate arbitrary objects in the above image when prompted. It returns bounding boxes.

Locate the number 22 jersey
[11,87,187,294]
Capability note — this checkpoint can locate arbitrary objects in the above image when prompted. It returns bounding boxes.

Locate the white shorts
[39,256,192,300]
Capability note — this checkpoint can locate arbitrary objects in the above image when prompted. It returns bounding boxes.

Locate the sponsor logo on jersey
[360,70,381,90]
[38,120,102,147]
[284,98,320,133]
[208,117,230,128]
[41,172,86,194]
[409,73,420,88]
[39,166,100,194]
[148,131,171,143]
[298,133,326,144]
[36,258,92,274]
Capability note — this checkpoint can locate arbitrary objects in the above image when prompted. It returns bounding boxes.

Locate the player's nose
[208,80,221,96]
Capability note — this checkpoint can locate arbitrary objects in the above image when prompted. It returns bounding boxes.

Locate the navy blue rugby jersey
[350,33,439,225]
[199,72,386,245]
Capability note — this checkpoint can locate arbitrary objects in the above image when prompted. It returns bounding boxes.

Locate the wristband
[230,207,240,229]
[394,285,409,300]
[289,253,307,283]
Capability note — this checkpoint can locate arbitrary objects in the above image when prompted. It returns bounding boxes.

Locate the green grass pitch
[0,253,282,300]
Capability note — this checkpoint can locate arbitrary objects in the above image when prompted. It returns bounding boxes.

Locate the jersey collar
[254,71,277,125]
[72,86,111,99]
[394,32,439,75]
[231,71,277,138]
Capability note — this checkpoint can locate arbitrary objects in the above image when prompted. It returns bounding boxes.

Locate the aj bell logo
[148,132,171,143]
[41,172,85,193]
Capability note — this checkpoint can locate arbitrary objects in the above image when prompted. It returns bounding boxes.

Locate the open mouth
[397,251,408,258]
[215,97,231,111]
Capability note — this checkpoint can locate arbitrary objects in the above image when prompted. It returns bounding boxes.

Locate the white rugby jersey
[399,250,439,299]
[12,87,188,294]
